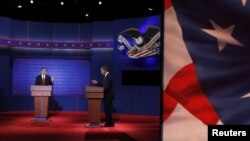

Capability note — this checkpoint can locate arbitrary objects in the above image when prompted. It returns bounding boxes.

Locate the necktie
[42,75,45,84]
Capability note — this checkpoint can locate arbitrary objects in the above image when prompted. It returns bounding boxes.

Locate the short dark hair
[101,65,109,72]
[41,67,47,70]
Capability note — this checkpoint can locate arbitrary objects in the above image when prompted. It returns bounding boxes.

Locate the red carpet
[0,112,160,141]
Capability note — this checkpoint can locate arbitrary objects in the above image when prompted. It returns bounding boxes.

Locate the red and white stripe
[127,50,156,58]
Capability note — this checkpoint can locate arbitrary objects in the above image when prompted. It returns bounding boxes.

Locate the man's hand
[91,80,98,84]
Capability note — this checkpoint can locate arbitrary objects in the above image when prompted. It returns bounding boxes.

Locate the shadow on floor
[85,129,137,141]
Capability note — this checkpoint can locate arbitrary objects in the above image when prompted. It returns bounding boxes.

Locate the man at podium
[91,65,114,127]
[35,67,53,85]
[32,67,53,121]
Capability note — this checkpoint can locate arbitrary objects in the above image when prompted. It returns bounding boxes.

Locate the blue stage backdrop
[12,57,90,96]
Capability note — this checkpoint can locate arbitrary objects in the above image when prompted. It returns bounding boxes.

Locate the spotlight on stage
[17,5,22,9]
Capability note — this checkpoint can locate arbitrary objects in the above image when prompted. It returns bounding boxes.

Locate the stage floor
[0,112,160,141]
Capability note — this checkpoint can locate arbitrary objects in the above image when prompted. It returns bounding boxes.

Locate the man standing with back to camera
[91,65,115,127]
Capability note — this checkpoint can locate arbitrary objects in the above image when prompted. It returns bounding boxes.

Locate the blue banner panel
[0,17,11,38]
[29,21,53,41]
[12,57,90,96]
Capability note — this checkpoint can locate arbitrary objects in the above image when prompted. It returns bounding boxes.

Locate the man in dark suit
[91,66,114,127]
[35,67,53,85]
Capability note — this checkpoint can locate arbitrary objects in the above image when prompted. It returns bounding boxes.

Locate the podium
[31,85,52,121]
[85,86,104,127]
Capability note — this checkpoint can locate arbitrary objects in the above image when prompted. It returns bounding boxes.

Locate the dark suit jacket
[97,73,114,100]
[35,75,53,85]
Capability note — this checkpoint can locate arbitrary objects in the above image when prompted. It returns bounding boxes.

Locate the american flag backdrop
[163,0,250,140]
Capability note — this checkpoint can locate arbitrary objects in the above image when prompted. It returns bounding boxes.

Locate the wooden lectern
[31,85,52,121]
[85,86,104,127]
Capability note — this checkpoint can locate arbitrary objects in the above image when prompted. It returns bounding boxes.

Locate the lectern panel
[34,97,48,118]
[85,86,104,127]
[31,85,51,120]
[88,99,101,122]
[85,86,104,93]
